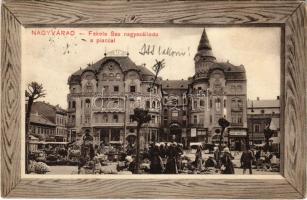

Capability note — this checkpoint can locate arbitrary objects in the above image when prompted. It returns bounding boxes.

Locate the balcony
[92,107,125,113]
[67,108,76,113]
[92,122,124,127]
[230,122,244,127]
[189,123,204,128]
[67,122,75,128]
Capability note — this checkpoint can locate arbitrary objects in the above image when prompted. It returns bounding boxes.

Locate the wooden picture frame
[1,0,306,198]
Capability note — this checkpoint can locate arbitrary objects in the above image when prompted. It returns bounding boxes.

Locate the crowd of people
[29,131,279,175]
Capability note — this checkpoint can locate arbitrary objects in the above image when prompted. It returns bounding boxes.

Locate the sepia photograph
[23,27,281,176]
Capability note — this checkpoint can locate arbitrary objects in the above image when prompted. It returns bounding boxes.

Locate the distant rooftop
[30,113,56,126]
[247,97,280,108]
[161,79,190,89]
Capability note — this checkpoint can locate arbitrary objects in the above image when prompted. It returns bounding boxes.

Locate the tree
[218,118,230,150]
[25,82,46,173]
[131,108,151,174]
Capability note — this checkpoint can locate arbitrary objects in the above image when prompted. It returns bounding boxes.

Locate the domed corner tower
[194,29,216,76]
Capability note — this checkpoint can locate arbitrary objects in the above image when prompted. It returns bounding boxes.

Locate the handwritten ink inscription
[139,43,190,57]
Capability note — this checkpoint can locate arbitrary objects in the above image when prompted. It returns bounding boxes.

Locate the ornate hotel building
[67,51,162,148]
[67,29,248,149]
[186,29,248,150]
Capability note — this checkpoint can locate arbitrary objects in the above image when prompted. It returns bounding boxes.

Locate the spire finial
[198,28,212,51]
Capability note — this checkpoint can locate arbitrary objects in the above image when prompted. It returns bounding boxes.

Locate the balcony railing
[189,123,205,128]
[68,92,161,99]
[92,122,124,127]
[230,122,244,127]
[67,122,75,127]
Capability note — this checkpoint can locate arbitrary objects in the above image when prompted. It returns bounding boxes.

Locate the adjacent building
[67,29,249,149]
[31,101,68,142]
[29,112,56,141]
[247,97,280,145]
[161,79,189,146]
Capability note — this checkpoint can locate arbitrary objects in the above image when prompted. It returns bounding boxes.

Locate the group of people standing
[147,142,183,174]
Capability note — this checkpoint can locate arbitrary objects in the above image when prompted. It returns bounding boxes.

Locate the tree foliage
[131,108,151,126]
[25,82,46,101]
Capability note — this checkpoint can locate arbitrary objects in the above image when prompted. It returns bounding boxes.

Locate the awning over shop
[228,129,247,137]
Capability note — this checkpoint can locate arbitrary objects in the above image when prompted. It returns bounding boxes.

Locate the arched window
[157,101,160,108]
[113,114,118,123]
[146,101,150,109]
[200,99,205,107]
[152,101,156,109]
[215,98,221,111]
[193,100,197,109]
[109,73,114,79]
[231,98,243,110]
[103,114,108,123]
[193,115,198,124]
[85,81,93,93]
[85,99,91,108]
[72,101,76,109]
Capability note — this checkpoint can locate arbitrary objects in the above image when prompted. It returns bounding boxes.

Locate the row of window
[69,99,91,109]
[191,113,243,125]
[56,116,66,126]
[56,128,67,136]
[31,126,54,135]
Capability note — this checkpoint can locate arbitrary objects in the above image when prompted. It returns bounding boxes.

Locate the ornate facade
[67,51,162,148]
[67,29,247,149]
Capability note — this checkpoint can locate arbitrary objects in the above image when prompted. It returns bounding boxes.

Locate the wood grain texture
[7,178,303,199]
[284,2,306,196]
[4,0,302,26]
[1,5,22,197]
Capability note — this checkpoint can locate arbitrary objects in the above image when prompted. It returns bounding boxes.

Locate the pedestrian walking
[176,143,184,172]
[240,149,254,174]
[220,147,234,174]
[195,145,203,172]
[213,146,221,168]
[255,148,262,170]
[149,144,164,174]
[165,143,178,174]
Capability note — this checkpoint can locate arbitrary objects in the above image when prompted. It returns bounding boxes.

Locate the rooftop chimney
[257,97,260,101]
[277,96,280,100]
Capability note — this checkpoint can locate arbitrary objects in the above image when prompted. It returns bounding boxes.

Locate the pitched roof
[247,99,280,108]
[31,101,67,123]
[30,113,56,126]
[161,79,190,89]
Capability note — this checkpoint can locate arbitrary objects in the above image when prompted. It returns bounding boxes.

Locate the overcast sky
[22,27,280,109]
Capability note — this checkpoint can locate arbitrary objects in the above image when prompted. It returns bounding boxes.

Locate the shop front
[228,128,248,151]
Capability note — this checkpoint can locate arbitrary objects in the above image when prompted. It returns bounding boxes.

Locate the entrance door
[100,129,109,145]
